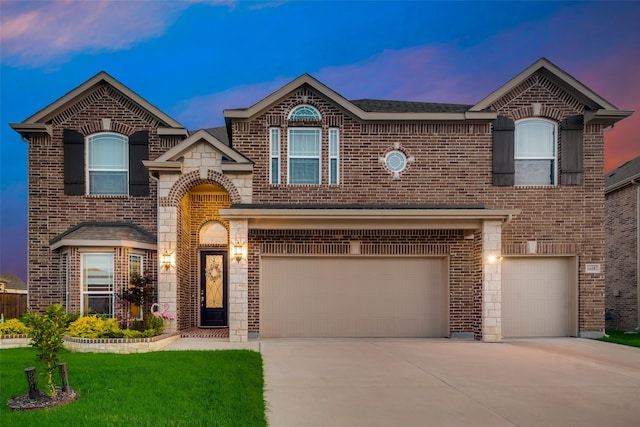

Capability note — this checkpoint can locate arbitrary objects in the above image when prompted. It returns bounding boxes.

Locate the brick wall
[26,83,176,313]
[233,71,607,334]
[605,184,638,330]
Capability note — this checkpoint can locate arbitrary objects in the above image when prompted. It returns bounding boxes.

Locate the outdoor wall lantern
[487,254,503,264]
[233,241,244,263]
[160,251,175,271]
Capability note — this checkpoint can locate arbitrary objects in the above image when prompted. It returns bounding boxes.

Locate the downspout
[633,178,640,330]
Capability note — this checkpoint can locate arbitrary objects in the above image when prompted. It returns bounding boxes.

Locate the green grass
[0,348,267,426]
[598,330,640,348]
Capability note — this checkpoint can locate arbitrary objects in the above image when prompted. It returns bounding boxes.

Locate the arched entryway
[176,183,232,329]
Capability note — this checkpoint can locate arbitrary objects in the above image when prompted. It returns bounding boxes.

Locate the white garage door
[502,257,577,338]
[260,256,448,338]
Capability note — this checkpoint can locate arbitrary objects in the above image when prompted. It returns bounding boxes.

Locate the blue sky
[1,0,639,282]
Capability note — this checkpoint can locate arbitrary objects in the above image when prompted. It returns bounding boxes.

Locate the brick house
[10,58,633,342]
[605,155,640,331]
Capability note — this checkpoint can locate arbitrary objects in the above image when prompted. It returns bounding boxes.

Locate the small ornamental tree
[24,304,70,397]
[117,272,154,324]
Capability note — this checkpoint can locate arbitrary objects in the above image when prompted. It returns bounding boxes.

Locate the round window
[385,150,407,173]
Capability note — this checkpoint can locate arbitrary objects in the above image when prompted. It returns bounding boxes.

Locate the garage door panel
[502,257,575,338]
[261,257,447,338]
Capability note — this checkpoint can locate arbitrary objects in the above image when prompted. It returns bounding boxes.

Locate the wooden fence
[1,293,28,319]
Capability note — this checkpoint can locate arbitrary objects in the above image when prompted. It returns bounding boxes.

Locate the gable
[471,58,632,127]
[10,71,186,138]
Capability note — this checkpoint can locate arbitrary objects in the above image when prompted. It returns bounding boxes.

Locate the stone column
[482,220,503,342]
[158,205,178,333]
[228,219,249,342]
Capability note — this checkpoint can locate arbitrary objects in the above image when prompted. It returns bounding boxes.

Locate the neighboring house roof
[0,273,27,291]
[9,71,188,138]
[605,155,640,193]
[470,57,633,127]
[49,222,157,251]
[224,73,496,123]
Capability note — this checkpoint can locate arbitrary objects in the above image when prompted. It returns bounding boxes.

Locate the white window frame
[128,253,144,320]
[329,128,340,185]
[514,118,557,186]
[87,132,129,195]
[270,127,281,184]
[288,105,321,120]
[287,128,322,184]
[81,252,115,317]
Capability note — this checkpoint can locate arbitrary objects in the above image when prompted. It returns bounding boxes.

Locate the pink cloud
[0,0,229,67]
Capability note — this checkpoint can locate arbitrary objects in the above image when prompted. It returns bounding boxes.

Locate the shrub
[145,315,165,336]
[0,318,30,335]
[122,329,143,339]
[24,304,70,396]
[67,316,122,339]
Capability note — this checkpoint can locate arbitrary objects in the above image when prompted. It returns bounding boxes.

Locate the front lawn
[598,330,640,348]
[0,348,267,426]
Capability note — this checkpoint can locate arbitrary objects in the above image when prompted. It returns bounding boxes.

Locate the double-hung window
[81,253,114,316]
[329,128,339,185]
[87,133,128,195]
[288,128,321,184]
[270,128,281,184]
[129,254,144,319]
[514,119,557,186]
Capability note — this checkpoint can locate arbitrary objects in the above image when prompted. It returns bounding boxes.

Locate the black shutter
[63,128,85,195]
[129,130,149,196]
[492,116,515,186]
[560,115,583,185]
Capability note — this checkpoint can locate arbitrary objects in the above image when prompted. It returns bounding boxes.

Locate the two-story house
[10,58,632,342]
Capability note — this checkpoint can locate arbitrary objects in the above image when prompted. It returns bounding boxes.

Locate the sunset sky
[1,0,639,281]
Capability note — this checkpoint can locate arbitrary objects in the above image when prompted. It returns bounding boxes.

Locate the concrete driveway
[261,338,640,427]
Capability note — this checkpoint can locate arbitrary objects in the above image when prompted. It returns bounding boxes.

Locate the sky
[1,0,639,282]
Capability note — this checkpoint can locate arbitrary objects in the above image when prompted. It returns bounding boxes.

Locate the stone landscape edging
[1,333,181,353]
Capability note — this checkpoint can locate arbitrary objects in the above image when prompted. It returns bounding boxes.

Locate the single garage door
[502,257,577,338]
[260,256,448,338]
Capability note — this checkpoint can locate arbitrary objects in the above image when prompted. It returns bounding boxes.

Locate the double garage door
[260,256,448,338]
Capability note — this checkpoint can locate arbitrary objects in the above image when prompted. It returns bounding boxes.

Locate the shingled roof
[350,99,472,113]
[605,155,640,193]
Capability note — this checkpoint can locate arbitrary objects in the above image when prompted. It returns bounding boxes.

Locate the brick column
[228,219,249,342]
[482,220,503,342]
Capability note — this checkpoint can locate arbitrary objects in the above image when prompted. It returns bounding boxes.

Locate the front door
[200,251,227,327]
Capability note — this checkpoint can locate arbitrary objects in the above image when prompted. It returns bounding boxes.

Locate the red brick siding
[605,184,638,330]
[26,84,175,313]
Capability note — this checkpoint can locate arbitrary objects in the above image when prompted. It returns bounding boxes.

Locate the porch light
[160,251,174,271]
[487,254,503,264]
[233,241,244,263]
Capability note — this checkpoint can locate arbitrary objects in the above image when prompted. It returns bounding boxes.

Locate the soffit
[220,205,520,230]
[49,222,157,251]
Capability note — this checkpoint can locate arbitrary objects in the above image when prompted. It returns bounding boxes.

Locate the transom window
[87,133,128,195]
[288,128,321,184]
[81,253,114,316]
[514,119,557,186]
[288,105,321,120]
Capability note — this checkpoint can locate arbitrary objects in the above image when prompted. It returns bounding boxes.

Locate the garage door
[502,257,577,338]
[260,256,448,338]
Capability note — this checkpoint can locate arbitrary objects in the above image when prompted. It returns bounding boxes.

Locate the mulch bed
[7,388,78,411]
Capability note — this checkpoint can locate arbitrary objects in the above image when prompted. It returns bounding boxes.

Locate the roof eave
[605,172,640,194]
[585,109,634,128]
[9,123,52,139]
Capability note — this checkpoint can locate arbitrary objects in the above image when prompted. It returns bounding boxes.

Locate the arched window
[514,119,557,185]
[87,132,129,195]
[288,105,321,120]
[199,221,228,246]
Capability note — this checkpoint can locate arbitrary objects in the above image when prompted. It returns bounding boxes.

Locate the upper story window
[289,105,321,120]
[270,128,281,184]
[329,128,340,185]
[514,119,557,186]
[87,133,129,195]
[288,128,321,184]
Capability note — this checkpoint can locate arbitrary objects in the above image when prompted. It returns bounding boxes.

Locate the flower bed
[0,334,31,349]
[63,333,180,353]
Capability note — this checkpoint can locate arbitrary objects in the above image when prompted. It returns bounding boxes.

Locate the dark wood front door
[200,251,227,327]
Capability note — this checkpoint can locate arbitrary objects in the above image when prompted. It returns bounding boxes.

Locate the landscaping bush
[67,316,122,338]
[0,318,30,335]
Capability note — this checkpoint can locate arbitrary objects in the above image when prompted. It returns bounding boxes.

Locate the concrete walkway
[161,337,640,427]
